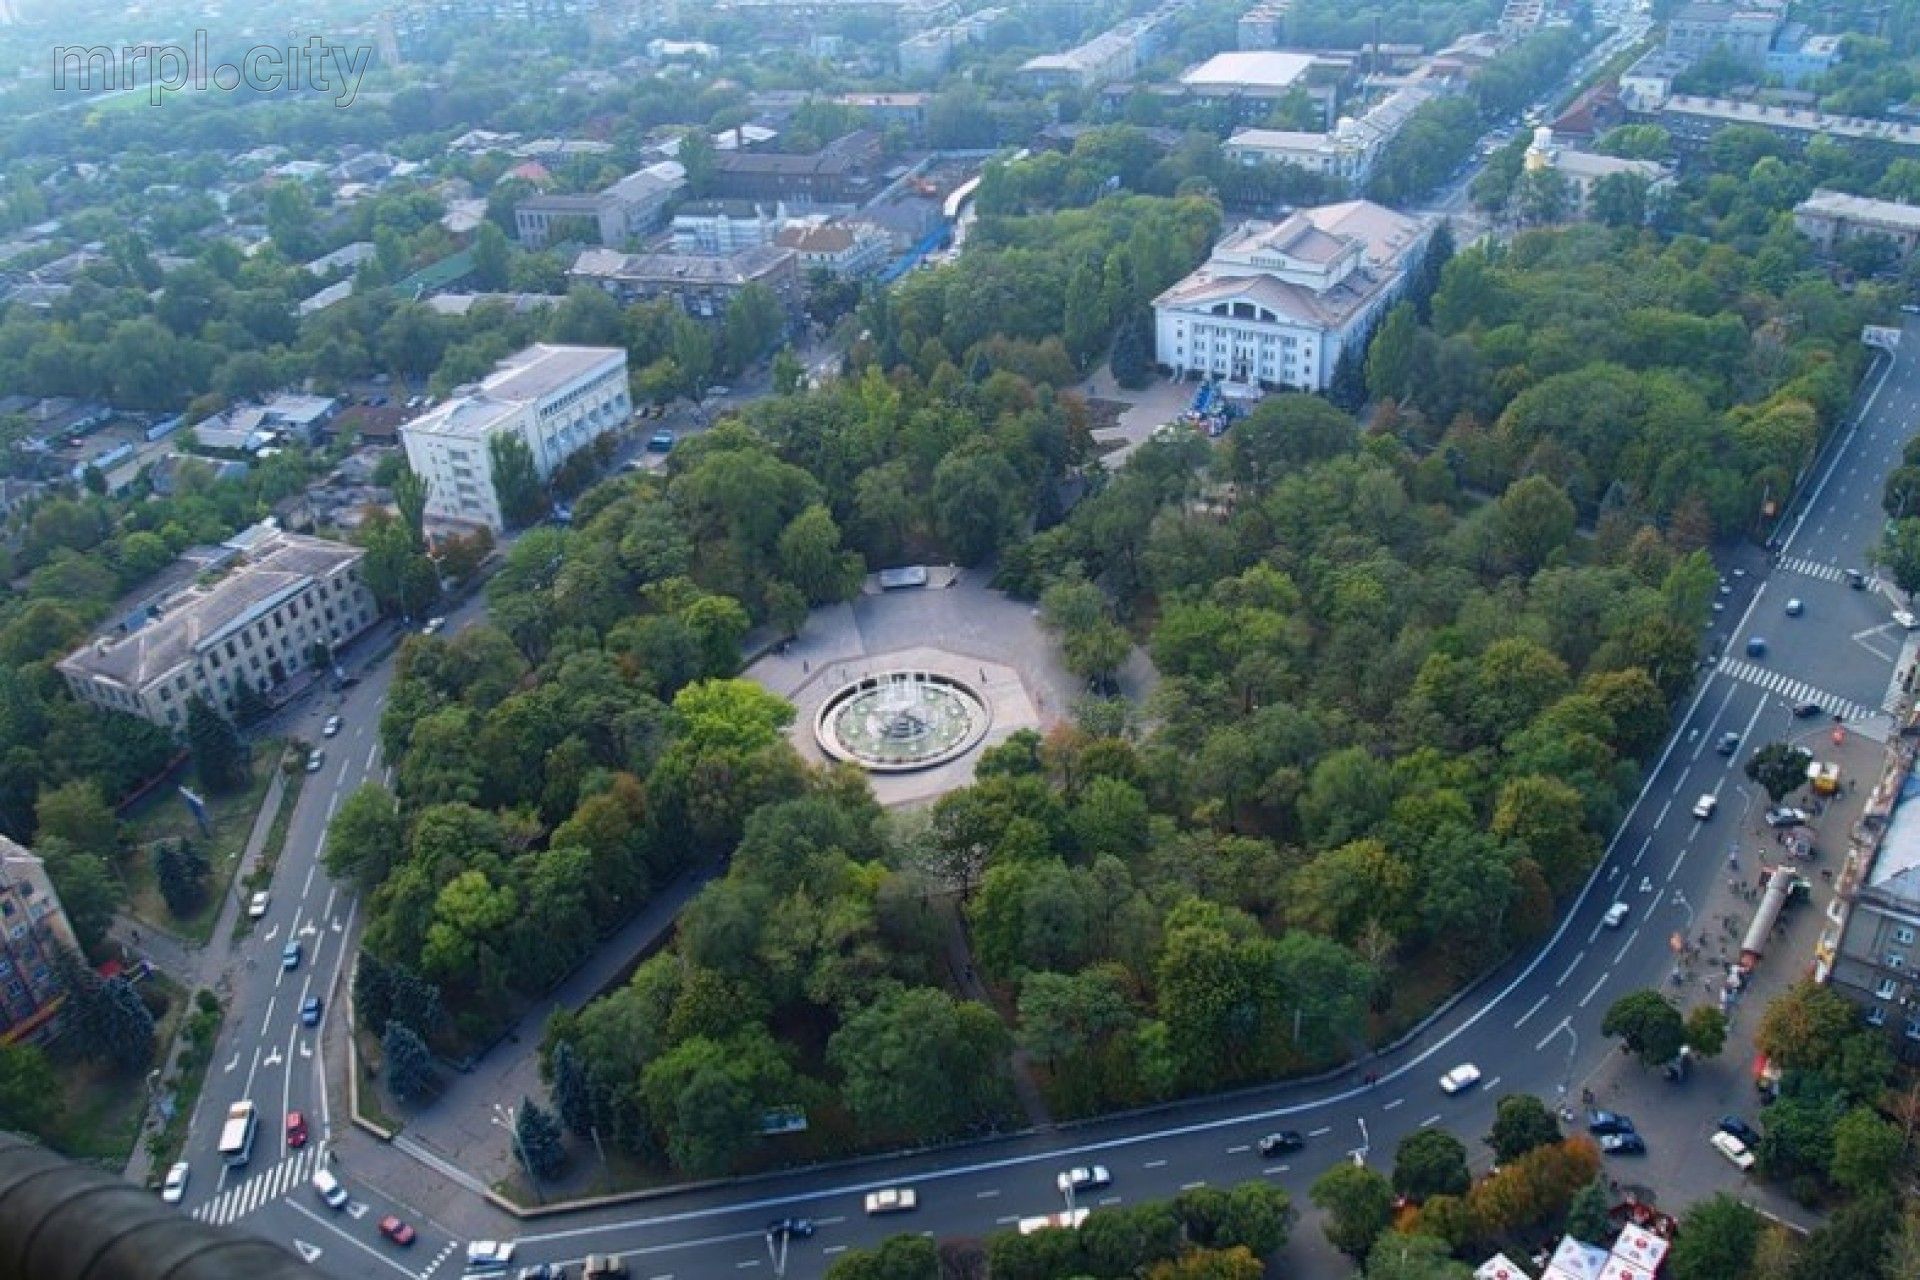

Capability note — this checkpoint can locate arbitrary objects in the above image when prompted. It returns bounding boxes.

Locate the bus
[218,1100,257,1167]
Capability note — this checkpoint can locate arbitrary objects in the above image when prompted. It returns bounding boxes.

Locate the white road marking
[1143,1159,1167,1169]
[1307,1127,1331,1138]
[1557,951,1584,987]
[1579,973,1610,1008]
[1614,928,1640,965]
[1179,1182,1205,1191]
[1226,1144,1249,1154]
[1514,995,1549,1028]
[976,1189,999,1199]
[1382,1098,1404,1111]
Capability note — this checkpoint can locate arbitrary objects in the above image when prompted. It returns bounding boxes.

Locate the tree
[1756,981,1859,1074]
[827,987,1010,1139]
[548,1039,596,1138]
[383,1020,437,1101]
[777,504,863,605]
[39,844,122,957]
[1364,1234,1472,1280]
[323,785,406,891]
[1877,517,1920,598]
[1745,742,1812,804]
[513,1095,567,1180]
[1790,1192,1899,1280]
[1685,1004,1728,1059]
[1497,475,1577,574]
[0,1043,61,1140]
[1602,989,1687,1067]
[58,951,157,1073]
[393,466,429,551]
[489,432,547,529]
[36,780,118,858]
[152,838,209,917]
[931,451,1023,565]
[1668,1194,1762,1280]
[1310,1162,1394,1258]
[1394,1128,1471,1201]
[185,696,246,793]
[472,221,511,291]
[825,1234,940,1280]
[1111,310,1153,388]
[1487,1093,1562,1163]
[722,283,787,372]
[1566,1178,1612,1244]
[1829,1106,1903,1195]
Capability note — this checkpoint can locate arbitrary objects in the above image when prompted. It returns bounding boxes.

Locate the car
[380,1215,417,1246]
[1257,1131,1306,1157]
[160,1160,189,1204]
[247,890,270,919]
[1587,1110,1636,1136]
[322,715,341,737]
[467,1241,518,1273]
[766,1218,815,1239]
[1710,1130,1756,1170]
[1440,1064,1482,1094]
[1847,568,1868,589]
[865,1188,918,1214]
[301,995,323,1026]
[285,1111,307,1148]
[1896,609,1920,631]
[1603,902,1630,928]
[1599,1131,1646,1155]
[1792,701,1823,718]
[1785,598,1804,617]
[305,749,324,773]
[581,1258,627,1279]
[1716,731,1741,756]
[1746,636,1767,657]
[1056,1166,1113,1194]
[1692,794,1718,820]
[647,429,676,453]
[1903,303,1920,314]
[706,386,730,398]
[1718,1115,1763,1146]
[421,616,445,635]
[312,1168,348,1210]
[282,941,302,971]
[1765,807,1809,828]
[515,1269,566,1280]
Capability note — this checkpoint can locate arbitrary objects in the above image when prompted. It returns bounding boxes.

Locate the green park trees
[1601,989,1687,1068]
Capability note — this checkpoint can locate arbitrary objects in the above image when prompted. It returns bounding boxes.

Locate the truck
[218,1100,257,1167]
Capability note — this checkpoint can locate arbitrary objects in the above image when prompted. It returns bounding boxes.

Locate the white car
[1440,1064,1482,1094]
[305,749,324,773]
[1709,1131,1756,1171]
[1896,609,1919,631]
[1055,1166,1111,1194]
[160,1160,189,1203]
[247,891,270,919]
[865,1188,918,1215]
[1692,794,1717,820]
[322,715,342,737]
[465,1241,516,1271]
[1603,902,1630,928]
[421,616,446,636]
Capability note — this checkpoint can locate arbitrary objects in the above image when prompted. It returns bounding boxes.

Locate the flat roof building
[1795,189,1920,260]
[568,243,803,319]
[514,161,686,248]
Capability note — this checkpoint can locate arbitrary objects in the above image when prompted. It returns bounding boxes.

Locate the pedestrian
[802,660,809,673]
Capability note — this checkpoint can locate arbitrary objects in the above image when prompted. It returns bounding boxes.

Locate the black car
[1587,1109,1636,1136]
[1599,1131,1647,1156]
[1792,701,1823,718]
[1715,731,1740,756]
[1256,1131,1306,1157]
[1718,1115,1762,1147]
[767,1218,815,1240]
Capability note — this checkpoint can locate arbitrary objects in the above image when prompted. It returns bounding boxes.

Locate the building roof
[57,526,363,692]
[570,244,797,286]
[1661,95,1920,146]
[401,344,623,446]
[775,224,857,253]
[1865,765,1920,905]
[1179,50,1316,91]
[1798,188,1920,232]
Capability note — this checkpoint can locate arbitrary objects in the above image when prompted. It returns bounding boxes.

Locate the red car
[378,1215,416,1246]
[285,1111,307,1148]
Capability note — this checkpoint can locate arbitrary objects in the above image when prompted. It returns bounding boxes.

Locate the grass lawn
[50,972,188,1167]
[121,745,280,943]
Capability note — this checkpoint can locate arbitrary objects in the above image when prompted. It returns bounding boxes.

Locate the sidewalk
[374,864,721,1194]
[123,767,289,1187]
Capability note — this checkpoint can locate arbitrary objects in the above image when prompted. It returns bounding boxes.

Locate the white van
[312,1167,348,1210]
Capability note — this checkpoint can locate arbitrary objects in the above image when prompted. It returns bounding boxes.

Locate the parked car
[1603,902,1630,928]
[1692,794,1718,820]
[646,429,675,453]
[1257,1131,1306,1157]
[1587,1110,1636,1136]
[160,1161,189,1204]
[281,941,302,971]
[301,995,323,1026]
[322,715,342,737]
[865,1188,918,1214]
[421,616,445,635]
[514,1268,566,1280]
[466,1241,517,1273]
[1718,1115,1762,1147]
[1599,1131,1646,1155]
[247,891,270,919]
[1440,1064,1482,1094]
[581,1257,626,1279]
[379,1215,416,1246]
[1056,1166,1112,1194]
[285,1111,307,1148]
[1898,609,1920,631]
[1710,1131,1756,1170]
[1765,807,1809,828]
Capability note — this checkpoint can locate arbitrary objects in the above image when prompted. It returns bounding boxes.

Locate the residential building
[57,522,379,731]
[1237,0,1291,50]
[1522,127,1673,219]
[672,201,790,254]
[1173,49,1342,123]
[568,244,802,319]
[709,132,884,205]
[423,292,567,318]
[899,6,1007,79]
[1223,85,1434,186]
[1641,94,1920,157]
[1663,1,1785,67]
[1152,199,1432,392]
[513,161,687,248]
[1498,0,1546,37]
[832,93,934,132]
[399,345,630,532]
[1825,770,1920,1063]
[1020,0,1188,92]
[1795,189,1920,261]
[0,836,81,1047]
[774,222,891,278]
[305,241,376,277]
[1767,28,1843,87]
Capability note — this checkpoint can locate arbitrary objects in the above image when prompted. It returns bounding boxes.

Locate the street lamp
[1547,1018,1578,1106]
[490,1102,542,1204]
[1671,889,1695,932]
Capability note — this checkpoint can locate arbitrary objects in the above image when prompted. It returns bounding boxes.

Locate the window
[1898,926,1916,946]
[1876,976,1899,999]
[1908,1018,1920,1041]
[1888,953,1907,970]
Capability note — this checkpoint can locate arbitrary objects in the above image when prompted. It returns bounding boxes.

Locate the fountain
[814,670,991,773]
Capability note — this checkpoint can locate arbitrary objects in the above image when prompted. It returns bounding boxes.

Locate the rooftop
[1797,189,1920,232]
[1179,50,1317,91]
[569,244,797,285]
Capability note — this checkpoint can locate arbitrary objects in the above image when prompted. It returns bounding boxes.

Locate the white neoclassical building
[1152,199,1431,392]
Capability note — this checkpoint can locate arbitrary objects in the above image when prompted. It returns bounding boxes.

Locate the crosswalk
[1715,658,1871,722]
[1775,555,1854,584]
[190,1147,319,1227]
[421,1240,459,1279]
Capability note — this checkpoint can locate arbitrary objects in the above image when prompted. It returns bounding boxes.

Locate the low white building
[1224,84,1434,187]
[1522,128,1673,218]
[1153,199,1431,392]
[1794,189,1920,261]
[399,345,630,532]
